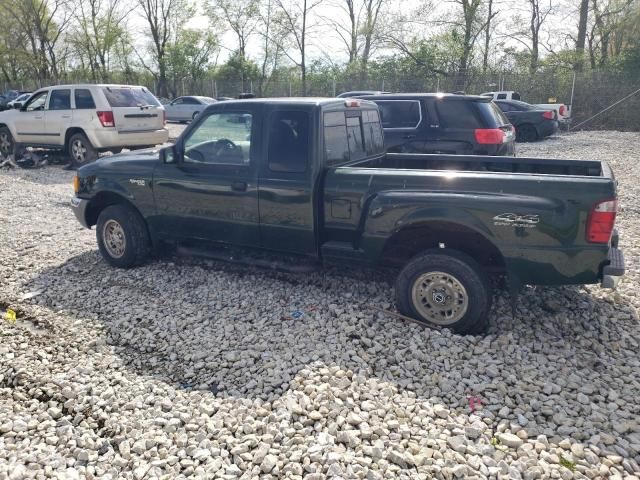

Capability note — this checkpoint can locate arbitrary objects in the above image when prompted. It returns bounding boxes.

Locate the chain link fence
[3,71,639,131]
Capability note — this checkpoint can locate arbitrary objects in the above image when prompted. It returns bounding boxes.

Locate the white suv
[0,84,168,167]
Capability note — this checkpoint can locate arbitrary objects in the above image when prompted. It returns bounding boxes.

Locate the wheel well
[380,222,505,271]
[65,128,87,151]
[85,192,139,228]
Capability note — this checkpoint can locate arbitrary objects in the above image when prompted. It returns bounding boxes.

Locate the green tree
[166,29,219,96]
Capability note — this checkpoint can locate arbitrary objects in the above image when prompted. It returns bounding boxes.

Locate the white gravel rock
[1,131,640,477]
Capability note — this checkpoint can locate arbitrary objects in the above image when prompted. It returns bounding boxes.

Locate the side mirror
[161,145,180,164]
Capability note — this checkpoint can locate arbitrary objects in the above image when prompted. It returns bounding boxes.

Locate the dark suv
[355,93,515,156]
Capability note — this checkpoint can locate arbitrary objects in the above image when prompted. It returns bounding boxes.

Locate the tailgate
[101,86,164,132]
[115,106,164,132]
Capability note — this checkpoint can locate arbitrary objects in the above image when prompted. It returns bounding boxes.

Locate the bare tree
[69,0,131,81]
[2,0,72,82]
[272,0,324,96]
[256,0,284,96]
[482,0,497,73]
[207,0,260,59]
[326,0,387,81]
[136,0,194,97]
[575,0,590,71]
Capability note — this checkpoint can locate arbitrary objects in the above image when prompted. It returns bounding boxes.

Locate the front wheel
[96,205,151,268]
[192,111,200,121]
[395,250,491,334]
[69,133,98,167]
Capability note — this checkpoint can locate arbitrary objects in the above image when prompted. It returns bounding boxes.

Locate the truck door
[152,107,261,247]
[258,108,316,255]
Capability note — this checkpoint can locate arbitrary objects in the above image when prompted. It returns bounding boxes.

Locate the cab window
[184,112,252,165]
[74,89,96,109]
[268,110,310,173]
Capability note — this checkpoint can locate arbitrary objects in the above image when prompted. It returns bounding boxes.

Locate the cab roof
[356,93,492,102]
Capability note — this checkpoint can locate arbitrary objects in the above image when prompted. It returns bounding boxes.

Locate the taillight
[475,128,505,144]
[586,199,617,243]
[559,105,567,116]
[542,111,554,120]
[344,99,361,107]
[97,111,115,127]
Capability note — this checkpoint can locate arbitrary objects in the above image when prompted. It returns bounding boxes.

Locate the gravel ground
[1,131,639,479]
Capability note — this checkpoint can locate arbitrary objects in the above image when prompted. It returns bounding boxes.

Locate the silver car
[164,96,217,122]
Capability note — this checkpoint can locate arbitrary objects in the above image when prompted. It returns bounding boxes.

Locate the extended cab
[71,98,624,334]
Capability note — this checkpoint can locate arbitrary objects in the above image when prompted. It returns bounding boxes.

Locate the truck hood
[78,147,162,177]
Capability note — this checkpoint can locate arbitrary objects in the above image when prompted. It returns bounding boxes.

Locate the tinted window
[481,102,510,127]
[435,100,484,129]
[512,92,522,100]
[102,87,160,107]
[496,93,507,100]
[362,109,384,155]
[346,115,366,160]
[25,91,48,112]
[184,112,252,165]
[496,102,513,112]
[48,89,71,110]
[375,100,421,128]
[183,97,200,105]
[268,110,309,173]
[509,100,535,111]
[75,89,96,109]
[324,111,349,165]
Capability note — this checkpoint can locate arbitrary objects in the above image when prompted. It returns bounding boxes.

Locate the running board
[176,245,320,274]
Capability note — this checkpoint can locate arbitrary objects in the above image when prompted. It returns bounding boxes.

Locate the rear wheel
[96,204,151,268]
[516,124,538,142]
[0,127,15,157]
[395,250,492,334]
[192,111,200,121]
[69,133,98,167]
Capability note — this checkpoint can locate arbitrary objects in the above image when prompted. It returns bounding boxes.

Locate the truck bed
[353,153,607,177]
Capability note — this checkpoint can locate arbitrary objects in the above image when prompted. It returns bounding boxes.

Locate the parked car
[71,97,624,334]
[7,92,32,110]
[164,96,217,122]
[0,90,30,111]
[481,91,571,124]
[354,93,515,156]
[337,90,391,98]
[0,84,168,167]
[494,99,558,142]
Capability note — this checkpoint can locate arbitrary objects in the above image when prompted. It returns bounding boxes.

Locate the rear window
[435,100,484,129]
[102,87,160,108]
[376,100,421,128]
[324,112,350,165]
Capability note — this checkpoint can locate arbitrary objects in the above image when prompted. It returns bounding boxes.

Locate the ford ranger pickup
[70,98,624,334]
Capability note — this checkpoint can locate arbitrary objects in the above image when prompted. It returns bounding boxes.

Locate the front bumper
[71,196,90,228]
[601,231,625,289]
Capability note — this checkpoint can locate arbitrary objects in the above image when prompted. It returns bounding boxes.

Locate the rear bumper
[87,128,169,149]
[601,230,624,289]
[70,196,90,228]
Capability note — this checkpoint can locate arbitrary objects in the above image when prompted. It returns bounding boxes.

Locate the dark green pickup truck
[71,98,624,333]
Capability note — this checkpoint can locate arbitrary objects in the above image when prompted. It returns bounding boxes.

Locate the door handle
[402,134,416,139]
[231,181,247,192]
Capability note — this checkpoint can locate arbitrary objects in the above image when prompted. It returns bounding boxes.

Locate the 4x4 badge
[493,213,540,228]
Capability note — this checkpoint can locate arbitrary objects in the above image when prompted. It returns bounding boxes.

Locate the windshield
[509,100,535,110]
[102,87,160,107]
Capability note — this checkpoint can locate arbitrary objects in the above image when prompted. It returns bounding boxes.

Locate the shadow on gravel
[23,250,640,441]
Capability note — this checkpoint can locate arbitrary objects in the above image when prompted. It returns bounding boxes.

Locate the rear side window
[483,102,510,127]
[74,89,96,109]
[512,92,522,100]
[435,100,484,129]
[102,87,160,107]
[376,100,421,128]
[268,110,310,173]
[496,93,507,100]
[183,97,200,105]
[324,112,350,165]
[48,89,71,110]
[346,115,366,160]
[362,109,384,155]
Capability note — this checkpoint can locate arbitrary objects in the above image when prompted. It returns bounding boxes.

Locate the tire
[0,126,15,157]
[395,250,492,334]
[516,124,538,142]
[192,111,200,121]
[110,147,123,155]
[96,204,151,268]
[68,133,98,167]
